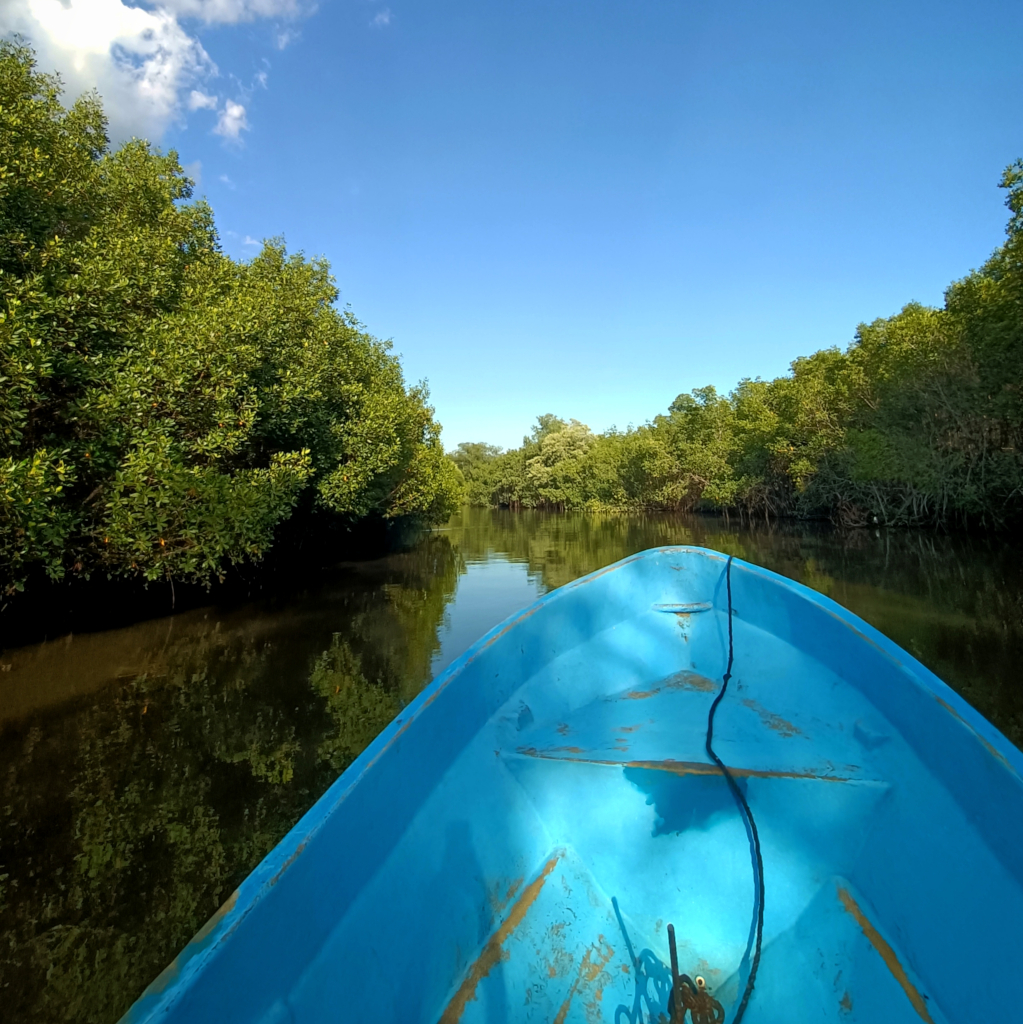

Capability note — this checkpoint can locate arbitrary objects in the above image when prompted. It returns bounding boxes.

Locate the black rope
[705,555,764,1024]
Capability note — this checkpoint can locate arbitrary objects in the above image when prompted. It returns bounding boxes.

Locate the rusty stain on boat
[617,670,717,700]
[837,886,933,1023]
[270,839,308,886]
[487,876,525,920]
[933,695,1015,775]
[551,937,615,1024]
[668,671,718,692]
[621,686,661,700]
[438,852,563,1024]
[741,698,803,737]
[517,749,859,782]
[136,889,240,1000]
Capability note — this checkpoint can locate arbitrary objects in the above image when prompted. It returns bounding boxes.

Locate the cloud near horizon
[0,0,309,143]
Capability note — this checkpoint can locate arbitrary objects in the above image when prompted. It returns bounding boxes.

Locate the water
[2,507,1022,1023]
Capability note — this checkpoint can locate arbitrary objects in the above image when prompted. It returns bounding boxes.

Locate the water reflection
[1,509,1022,1022]
[0,535,461,1024]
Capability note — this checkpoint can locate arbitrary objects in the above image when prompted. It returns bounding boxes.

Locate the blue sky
[5,0,1023,449]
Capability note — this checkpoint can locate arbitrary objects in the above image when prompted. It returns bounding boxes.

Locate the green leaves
[0,449,78,585]
[0,43,462,593]
[101,441,312,582]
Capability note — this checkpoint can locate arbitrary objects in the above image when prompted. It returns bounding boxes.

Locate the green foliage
[457,165,1023,527]
[449,442,500,505]
[0,448,77,585]
[0,42,462,593]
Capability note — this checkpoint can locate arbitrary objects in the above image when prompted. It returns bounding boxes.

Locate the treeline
[454,167,1023,527]
[0,44,462,595]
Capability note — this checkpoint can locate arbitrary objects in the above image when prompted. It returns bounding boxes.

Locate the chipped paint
[270,839,308,886]
[840,990,853,1013]
[136,889,240,1000]
[551,937,615,1024]
[540,920,574,984]
[616,670,718,700]
[741,698,803,738]
[653,602,713,613]
[122,545,1023,1024]
[837,887,934,1023]
[620,686,661,701]
[439,852,563,1024]
[572,552,647,586]
[676,612,692,643]
[518,749,860,782]
[668,671,718,693]
[487,876,525,921]
[933,695,1016,775]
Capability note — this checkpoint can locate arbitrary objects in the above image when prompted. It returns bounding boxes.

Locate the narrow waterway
[2,508,1022,1023]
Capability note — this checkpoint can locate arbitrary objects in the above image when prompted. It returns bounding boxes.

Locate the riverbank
[0,512,431,652]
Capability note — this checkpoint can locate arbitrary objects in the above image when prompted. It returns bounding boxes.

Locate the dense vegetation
[0,43,462,595]
[454,169,1023,527]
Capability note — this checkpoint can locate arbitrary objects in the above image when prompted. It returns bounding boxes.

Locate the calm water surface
[2,508,1023,1022]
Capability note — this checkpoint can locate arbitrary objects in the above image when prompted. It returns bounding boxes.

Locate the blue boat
[123,547,1023,1024]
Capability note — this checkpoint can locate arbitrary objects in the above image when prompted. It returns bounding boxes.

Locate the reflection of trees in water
[311,637,399,774]
[0,535,460,1023]
[449,507,1023,744]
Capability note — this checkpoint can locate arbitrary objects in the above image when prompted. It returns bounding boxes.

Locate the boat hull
[123,547,1023,1024]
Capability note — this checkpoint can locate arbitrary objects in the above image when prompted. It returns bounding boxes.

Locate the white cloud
[0,0,212,141]
[181,159,202,185]
[188,88,218,110]
[158,0,306,24]
[371,8,391,28]
[254,69,268,89]
[242,235,259,246]
[219,173,235,187]
[214,98,248,139]
[0,0,309,142]
[274,27,298,49]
